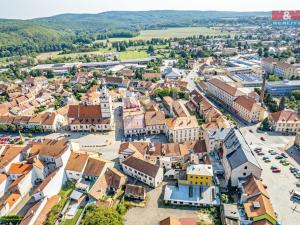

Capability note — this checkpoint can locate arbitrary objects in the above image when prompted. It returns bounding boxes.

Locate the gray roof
[165,68,185,78]
[207,128,231,140]
[224,129,261,170]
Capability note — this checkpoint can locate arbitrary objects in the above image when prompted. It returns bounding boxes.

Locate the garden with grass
[43,181,75,225]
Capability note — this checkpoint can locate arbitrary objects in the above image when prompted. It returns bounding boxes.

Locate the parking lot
[240,127,300,225]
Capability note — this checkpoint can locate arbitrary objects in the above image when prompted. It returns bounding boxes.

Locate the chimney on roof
[259,72,267,104]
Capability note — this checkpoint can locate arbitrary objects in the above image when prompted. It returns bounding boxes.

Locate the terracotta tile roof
[71,117,110,125]
[8,163,33,175]
[121,69,134,78]
[125,184,145,198]
[33,169,58,194]
[244,194,276,222]
[68,105,102,119]
[262,57,276,64]
[33,195,60,225]
[208,78,243,96]
[81,92,100,101]
[28,139,69,158]
[190,90,205,104]
[88,175,106,200]
[65,152,89,172]
[163,96,174,107]
[173,100,189,117]
[159,217,181,225]
[165,116,199,130]
[122,156,160,178]
[147,143,189,157]
[104,168,126,190]
[0,173,7,184]
[83,157,106,177]
[33,159,46,169]
[29,112,58,125]
[270,110,299,123]
[119,142,149,156]
[0,145,25,169]
[5,192,21,207]
[179,218,197,225]
[145,111,165,126]
[105,76,124,84]
[20,199,43,225]
[8,175,25,190]
[243,175,269,198]
[143,73,161,79]
[234,95,262,112]
[184,140,207,154]
[198,81,208,90]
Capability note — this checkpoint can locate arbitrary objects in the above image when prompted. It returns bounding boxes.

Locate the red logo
[272,11,300,20]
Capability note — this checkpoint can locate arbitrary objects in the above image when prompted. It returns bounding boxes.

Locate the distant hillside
[0,10,270,57]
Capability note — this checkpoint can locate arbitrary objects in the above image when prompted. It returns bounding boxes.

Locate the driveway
[124,184,213,225]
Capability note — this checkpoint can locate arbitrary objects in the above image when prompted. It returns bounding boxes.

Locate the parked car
[272,168,281,173]
[282,162,290,166]
[271,166,278,170]
[257,152,265,156]
[281,153,288,158]
[275,155,283,160]
[260,137,266,141]
[262,156,269,160]
[264,159,271,163]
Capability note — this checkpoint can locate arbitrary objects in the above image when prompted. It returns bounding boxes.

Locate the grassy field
[119,50,148,60]
[107,27,232,42]
[36,49,112,61]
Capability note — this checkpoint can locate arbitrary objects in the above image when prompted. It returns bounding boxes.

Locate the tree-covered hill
[0,10,270,57]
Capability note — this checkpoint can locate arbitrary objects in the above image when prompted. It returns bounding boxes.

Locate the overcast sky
[1,0,299,19]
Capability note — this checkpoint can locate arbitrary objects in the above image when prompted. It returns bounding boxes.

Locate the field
[119,50,148,60]
[35,27,226,61]
[107,26,232,42]
[36,49,112,61]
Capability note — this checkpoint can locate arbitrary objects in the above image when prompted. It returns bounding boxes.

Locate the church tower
[99,79,113,119]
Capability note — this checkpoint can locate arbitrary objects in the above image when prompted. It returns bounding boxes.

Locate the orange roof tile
[5,192,21,207]
[8,163,33,175]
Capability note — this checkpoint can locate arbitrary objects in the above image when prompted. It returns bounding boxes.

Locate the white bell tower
[100,79,112,119]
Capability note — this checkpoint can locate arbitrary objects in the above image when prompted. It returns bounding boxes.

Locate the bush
[81,205,123,225]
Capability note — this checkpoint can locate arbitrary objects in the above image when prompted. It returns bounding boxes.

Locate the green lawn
[61,207,84,225]
[119,51,148,60]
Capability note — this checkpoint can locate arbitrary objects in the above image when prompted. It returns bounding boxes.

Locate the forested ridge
[0,10,270,57]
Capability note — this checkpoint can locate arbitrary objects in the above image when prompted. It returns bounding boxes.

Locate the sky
[1,0,299,20]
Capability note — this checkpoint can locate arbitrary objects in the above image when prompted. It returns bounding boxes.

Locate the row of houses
[0,112,65,132]
[207,78,266,123]
[122,94,200,143]
[262,57,297,79]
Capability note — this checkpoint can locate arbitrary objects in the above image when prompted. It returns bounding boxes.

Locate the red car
[272,168,281,173]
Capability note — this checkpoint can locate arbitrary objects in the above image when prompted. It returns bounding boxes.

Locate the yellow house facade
[179,164,213,186]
